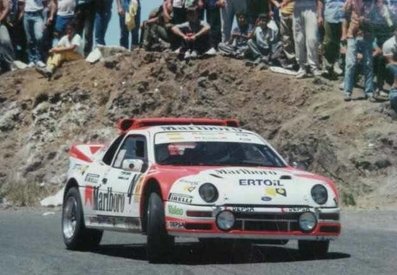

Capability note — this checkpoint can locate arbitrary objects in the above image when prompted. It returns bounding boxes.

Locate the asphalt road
[0,208,396,275]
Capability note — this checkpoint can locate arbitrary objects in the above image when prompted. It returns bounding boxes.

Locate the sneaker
[36,61,46,68]
[174,47,181,54]
[190,50,198,59]
[312,68,323,77]
[333,63,343,75]
[367,93,377,102]
[184,50,191,60]
[27,62,35,68]
[344,92,352,101]
[296,68,307,79]
[205,47,217,56]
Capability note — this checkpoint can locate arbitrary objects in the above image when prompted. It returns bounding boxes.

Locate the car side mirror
[122,159,144,172]
[292,161,308,171]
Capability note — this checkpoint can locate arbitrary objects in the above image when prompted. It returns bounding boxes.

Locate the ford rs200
[62,118,341,262]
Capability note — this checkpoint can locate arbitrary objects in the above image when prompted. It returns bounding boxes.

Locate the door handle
[102,178,108,184]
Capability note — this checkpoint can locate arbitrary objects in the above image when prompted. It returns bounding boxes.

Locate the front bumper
[165,202,341,241]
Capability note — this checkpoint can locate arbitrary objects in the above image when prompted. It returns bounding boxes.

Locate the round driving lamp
[299,212,317,232]
[216,211,235,231]
[199,183,219,203]
[311,184,328,205]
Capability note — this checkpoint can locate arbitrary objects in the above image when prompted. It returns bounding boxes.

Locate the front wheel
[298,240,330,258]
[62,187,103,250]
[146,192,174,263]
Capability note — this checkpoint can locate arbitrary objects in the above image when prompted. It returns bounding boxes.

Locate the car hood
[164,167,338,207]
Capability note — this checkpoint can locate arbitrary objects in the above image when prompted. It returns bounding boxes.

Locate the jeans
[206,7,221,48]
[280,12,295,61]
[323,21,342,68]
[0,24,15,71]
[95,0,113,46]
[221,0,247,42]
[344,37,374,95]
[76,2,96,56]
[23,11,44,63]
[119,5,141,49]
[55,15,75,38]
[390,88,397,113]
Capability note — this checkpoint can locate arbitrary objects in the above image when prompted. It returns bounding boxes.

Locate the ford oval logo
[261,196,272,202]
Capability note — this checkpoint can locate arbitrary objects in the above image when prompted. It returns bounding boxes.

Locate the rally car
[62,118,341,262]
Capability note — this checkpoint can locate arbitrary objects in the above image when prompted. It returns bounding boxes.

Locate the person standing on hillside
[0,0,16,72]
[201,0,222,54]
[95,0,113,46]
[219,0,247,43]
[292,0,323,78]
[22,0,57,67]
[75,0,95,56]
[320,0,346,78]
[116,0,141,50]
[343,0,376,101]
[270,0,296,69]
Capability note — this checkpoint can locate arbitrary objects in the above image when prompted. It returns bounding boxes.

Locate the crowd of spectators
[1,1,397,112]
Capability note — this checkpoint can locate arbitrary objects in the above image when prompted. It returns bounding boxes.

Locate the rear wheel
[298,240,329,258]
[62,187,103,250]
[146,192,174,263]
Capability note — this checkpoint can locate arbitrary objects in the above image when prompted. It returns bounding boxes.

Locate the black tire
[146,192,174,263]
[62,187,103,250]
[298,240,330,258]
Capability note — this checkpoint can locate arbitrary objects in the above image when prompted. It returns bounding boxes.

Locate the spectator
[247,0,271,25]
[55,0,75,39]
[0,0,16,72]
[218,12,253,58]
[293,0,322,78]
[75,0,95,56]
[246,13,283,65]
[371,0,395,92]
[385,50,397,113]
[141,5,172,51]
[270,0,296,69]
[219,0,247,42]
[202,0,222,54]
[23,0,56,67]
[116,0,141,50]
[95,0,113,46]
[171,6,211,59]
[36,22,83,77]
[5,0,26,62]
[320,0,346,78]
[343,0,375,102]
[42,0,57,61]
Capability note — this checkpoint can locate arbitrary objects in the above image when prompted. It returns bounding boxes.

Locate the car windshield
[155,141,286,167]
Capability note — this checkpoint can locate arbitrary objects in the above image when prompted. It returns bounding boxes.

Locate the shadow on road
[92,242,351,265]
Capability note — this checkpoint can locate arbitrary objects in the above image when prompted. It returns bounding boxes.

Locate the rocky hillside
[0,50,396,208]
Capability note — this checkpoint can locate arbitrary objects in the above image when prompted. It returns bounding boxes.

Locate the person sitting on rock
[141,4,172,51]
[36,22,83,78]
[171,6,211,59]
[218,12,253,59]
[246,13,283,65]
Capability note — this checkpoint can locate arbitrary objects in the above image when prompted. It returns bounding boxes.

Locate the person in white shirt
[36,22,83,78]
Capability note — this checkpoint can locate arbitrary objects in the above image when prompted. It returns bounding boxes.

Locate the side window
[102,134,126,166]
[113,135,147,169]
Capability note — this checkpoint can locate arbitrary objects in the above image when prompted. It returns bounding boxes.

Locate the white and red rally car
[62,118,341,262]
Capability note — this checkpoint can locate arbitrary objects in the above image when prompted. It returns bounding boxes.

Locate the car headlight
[216,211,235,231]
[199,183,218,203]
[299,212,317,232]
[311,184,328,205]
